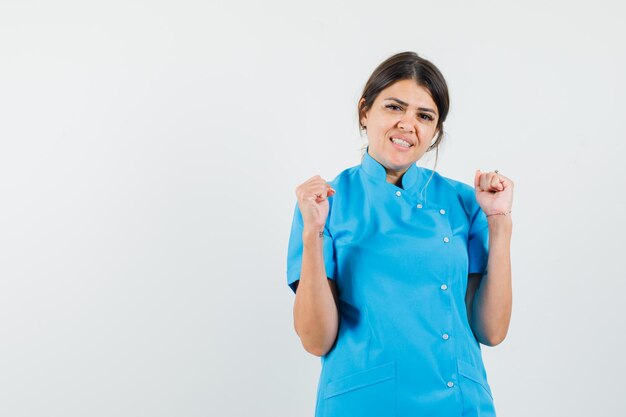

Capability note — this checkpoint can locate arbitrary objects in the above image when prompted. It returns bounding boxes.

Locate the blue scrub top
[287,148,496,417]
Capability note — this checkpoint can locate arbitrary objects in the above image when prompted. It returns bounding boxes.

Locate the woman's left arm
[466,169,514,347]
[466,215,512,346]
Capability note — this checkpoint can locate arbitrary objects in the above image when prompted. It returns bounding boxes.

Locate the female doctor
[286,51,513,417]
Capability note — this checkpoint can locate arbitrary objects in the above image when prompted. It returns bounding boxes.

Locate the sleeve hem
[468,256,488,275]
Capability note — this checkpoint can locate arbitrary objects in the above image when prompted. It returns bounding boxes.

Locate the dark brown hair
[358,51,450,157]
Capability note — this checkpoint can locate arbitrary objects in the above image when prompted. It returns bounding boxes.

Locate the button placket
[441,206,452,245]
[436,203,455,392]
[439,205,451,244]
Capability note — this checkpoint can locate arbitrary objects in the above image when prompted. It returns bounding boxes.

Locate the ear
[358,98,367,128]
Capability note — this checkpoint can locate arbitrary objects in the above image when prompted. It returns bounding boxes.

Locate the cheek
[417,123,437,138]
[371,119,395,136]
[379,113,400,127]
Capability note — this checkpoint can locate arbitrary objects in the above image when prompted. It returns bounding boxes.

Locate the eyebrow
[384,97,438,115]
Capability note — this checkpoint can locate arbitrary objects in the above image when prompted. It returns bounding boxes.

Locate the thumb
[474,169,481,189]
[318,185,335,201]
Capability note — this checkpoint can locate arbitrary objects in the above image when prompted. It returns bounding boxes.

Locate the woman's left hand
[474,169,514,216]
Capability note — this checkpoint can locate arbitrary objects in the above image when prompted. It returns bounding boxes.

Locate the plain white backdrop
[1,0,625,416]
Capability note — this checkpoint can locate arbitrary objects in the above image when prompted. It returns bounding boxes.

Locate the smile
[390,137,413,148]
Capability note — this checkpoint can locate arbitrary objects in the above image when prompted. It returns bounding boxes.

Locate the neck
[386,169,406,187]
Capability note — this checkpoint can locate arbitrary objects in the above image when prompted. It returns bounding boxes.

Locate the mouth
[389,136,414,149]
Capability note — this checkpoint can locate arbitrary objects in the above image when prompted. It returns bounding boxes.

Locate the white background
[1,1,625,416]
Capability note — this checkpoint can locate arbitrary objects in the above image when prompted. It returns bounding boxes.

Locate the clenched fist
[474,169,514,216]
[295,175,336,232]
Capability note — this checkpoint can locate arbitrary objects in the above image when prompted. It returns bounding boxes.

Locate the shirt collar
[361,146,420,189]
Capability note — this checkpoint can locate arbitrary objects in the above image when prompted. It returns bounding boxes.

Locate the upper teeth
[391,138,411,147]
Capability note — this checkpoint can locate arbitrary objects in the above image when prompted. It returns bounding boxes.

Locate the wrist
[302,226,325,241]
[485,210,512,217]
[487,213,513,231]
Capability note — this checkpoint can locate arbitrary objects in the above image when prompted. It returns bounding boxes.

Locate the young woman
[287,51,513,417]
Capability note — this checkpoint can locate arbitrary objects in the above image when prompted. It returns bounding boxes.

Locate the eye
[419,113,434,121]
[385,104,402,111]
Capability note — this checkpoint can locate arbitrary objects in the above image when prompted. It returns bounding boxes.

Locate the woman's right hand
[294,175,336,232]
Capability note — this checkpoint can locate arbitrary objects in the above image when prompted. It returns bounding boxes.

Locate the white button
[439,209,446,215]
[416,203,423,209]
[447,381,454,388]
[440,284,448,290]
[442,333,449,340]
[443,237,450,243]
[395,191,401,197]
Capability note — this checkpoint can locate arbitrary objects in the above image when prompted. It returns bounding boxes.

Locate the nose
[397,113,415,132]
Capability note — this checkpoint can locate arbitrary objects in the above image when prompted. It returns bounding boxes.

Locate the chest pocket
[323,361,397,417]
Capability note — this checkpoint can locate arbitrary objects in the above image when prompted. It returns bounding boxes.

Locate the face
[360,79,440,181]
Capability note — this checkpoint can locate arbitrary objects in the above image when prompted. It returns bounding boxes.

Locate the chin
[388,153,416,165]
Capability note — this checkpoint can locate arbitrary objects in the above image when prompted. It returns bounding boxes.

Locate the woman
[286,51,513,417]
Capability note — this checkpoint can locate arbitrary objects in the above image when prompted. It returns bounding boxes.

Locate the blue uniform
[287,148,496,417]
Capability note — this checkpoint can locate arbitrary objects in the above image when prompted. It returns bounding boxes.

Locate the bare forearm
[471,215,513,346]
[293,229,339,356]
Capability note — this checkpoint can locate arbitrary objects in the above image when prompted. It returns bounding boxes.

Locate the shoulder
[326,164,360,188]
[323,164,361,203]
[421,168,479,217]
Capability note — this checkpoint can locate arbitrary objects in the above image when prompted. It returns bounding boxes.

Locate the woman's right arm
[292,176,339,357]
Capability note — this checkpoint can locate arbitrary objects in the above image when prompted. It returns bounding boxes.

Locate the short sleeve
[468,197,489,275]
[286,202,336,294]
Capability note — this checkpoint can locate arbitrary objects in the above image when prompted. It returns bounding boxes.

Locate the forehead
[376,79,436,109]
